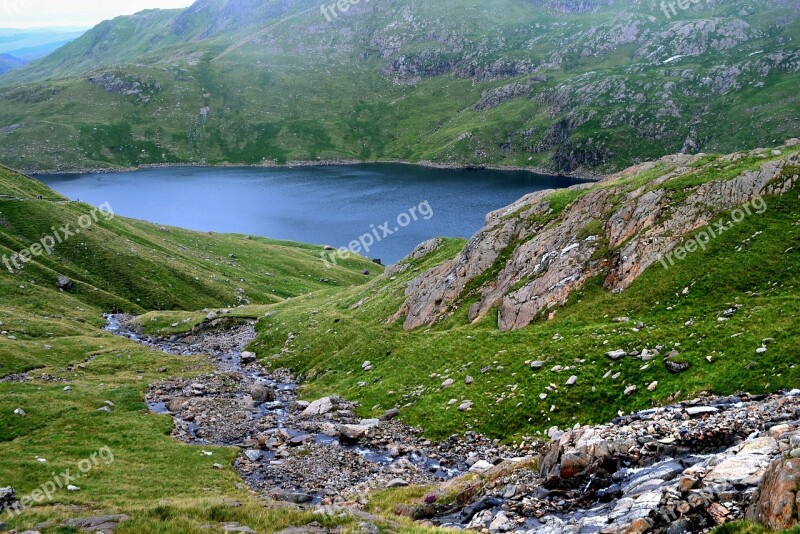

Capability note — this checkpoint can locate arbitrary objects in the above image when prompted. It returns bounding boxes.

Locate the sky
[0,0,195,29]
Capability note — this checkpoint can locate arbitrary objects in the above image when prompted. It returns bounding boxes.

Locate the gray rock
[240,351,257,364]
[56,275,73,290]
[244,450,262,462]
[0,487,18,514]
[606,349,627,360]
[381,408,400,421]
[531,361,544,370]
[62,515,129,534]
[565,375,578,386]
[301,396,336,417]
[386,478,409,488]
[251,384,276,403]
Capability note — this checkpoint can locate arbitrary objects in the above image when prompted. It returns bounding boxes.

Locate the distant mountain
[0,28,86,60]
[0,54,28,76]
[0,0,797,173]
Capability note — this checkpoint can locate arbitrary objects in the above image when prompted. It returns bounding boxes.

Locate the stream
[103,314,486,505]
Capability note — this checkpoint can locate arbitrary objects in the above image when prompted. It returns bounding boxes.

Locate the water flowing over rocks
[395,147,800,331]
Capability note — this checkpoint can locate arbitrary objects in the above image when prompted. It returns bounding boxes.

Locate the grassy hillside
[210,146,800,442]
[0,0,797,173]
[0,165,391,533]
[1,145,799,531]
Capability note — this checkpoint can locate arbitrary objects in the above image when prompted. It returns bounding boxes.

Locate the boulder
[62,515,129,533]
[56,275,73,290]
[301,396,336,417]
[0,487,17,514]
[746,457,800,530]
[469,460,494,473]
[337,424,371,441]
[381,408,400,421]
[665,360,690,373]
[240,351,257,364]
[250,384,276,403]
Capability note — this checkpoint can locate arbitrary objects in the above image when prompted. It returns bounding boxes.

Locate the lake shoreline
[25,158,604,181]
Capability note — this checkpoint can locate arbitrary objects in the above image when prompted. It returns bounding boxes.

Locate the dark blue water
[38,164,587,263]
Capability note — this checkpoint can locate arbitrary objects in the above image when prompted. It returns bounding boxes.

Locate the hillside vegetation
[0,0,797,173]
[0,143,799,531]
[0,165,385,532]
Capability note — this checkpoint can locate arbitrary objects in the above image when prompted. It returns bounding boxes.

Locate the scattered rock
[565,375,577,386]
[606,349,627,360]
[469,460,494,473]
[56,275,73,290]
[381,408,400,421]
[250,383,276,403]
[301,396,336,417]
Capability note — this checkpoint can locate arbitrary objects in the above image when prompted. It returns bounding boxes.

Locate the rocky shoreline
[24,159,601,181]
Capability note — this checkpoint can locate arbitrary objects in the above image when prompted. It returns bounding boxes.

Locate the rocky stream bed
[98,315,800,534]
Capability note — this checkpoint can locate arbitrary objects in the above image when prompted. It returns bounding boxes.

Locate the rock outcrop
[0,486,17,514]
[428,390,800,534]
[746,457,800,530]
[394,144,800,331]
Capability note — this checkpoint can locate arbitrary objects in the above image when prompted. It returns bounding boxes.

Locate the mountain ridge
[0,0,797,173]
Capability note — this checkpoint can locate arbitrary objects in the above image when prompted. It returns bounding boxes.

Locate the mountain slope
[0,165,386,532]
[236,142,800,440]
[0,0,797,173]
[0,53,27,75]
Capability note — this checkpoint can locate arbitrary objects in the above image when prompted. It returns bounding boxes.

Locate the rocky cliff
[394,141,800,331]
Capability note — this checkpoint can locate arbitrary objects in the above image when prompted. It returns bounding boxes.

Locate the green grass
[1,146,799,531]
[238,149,800,441]
[0,165,384,532]
[0,0,797,173]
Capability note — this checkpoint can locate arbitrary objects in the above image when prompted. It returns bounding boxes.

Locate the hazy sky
[1,0,195,29]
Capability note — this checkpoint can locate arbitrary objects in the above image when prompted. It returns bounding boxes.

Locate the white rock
[565,376,577,386]
[469,460,494,473]
[67,485,80,491]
